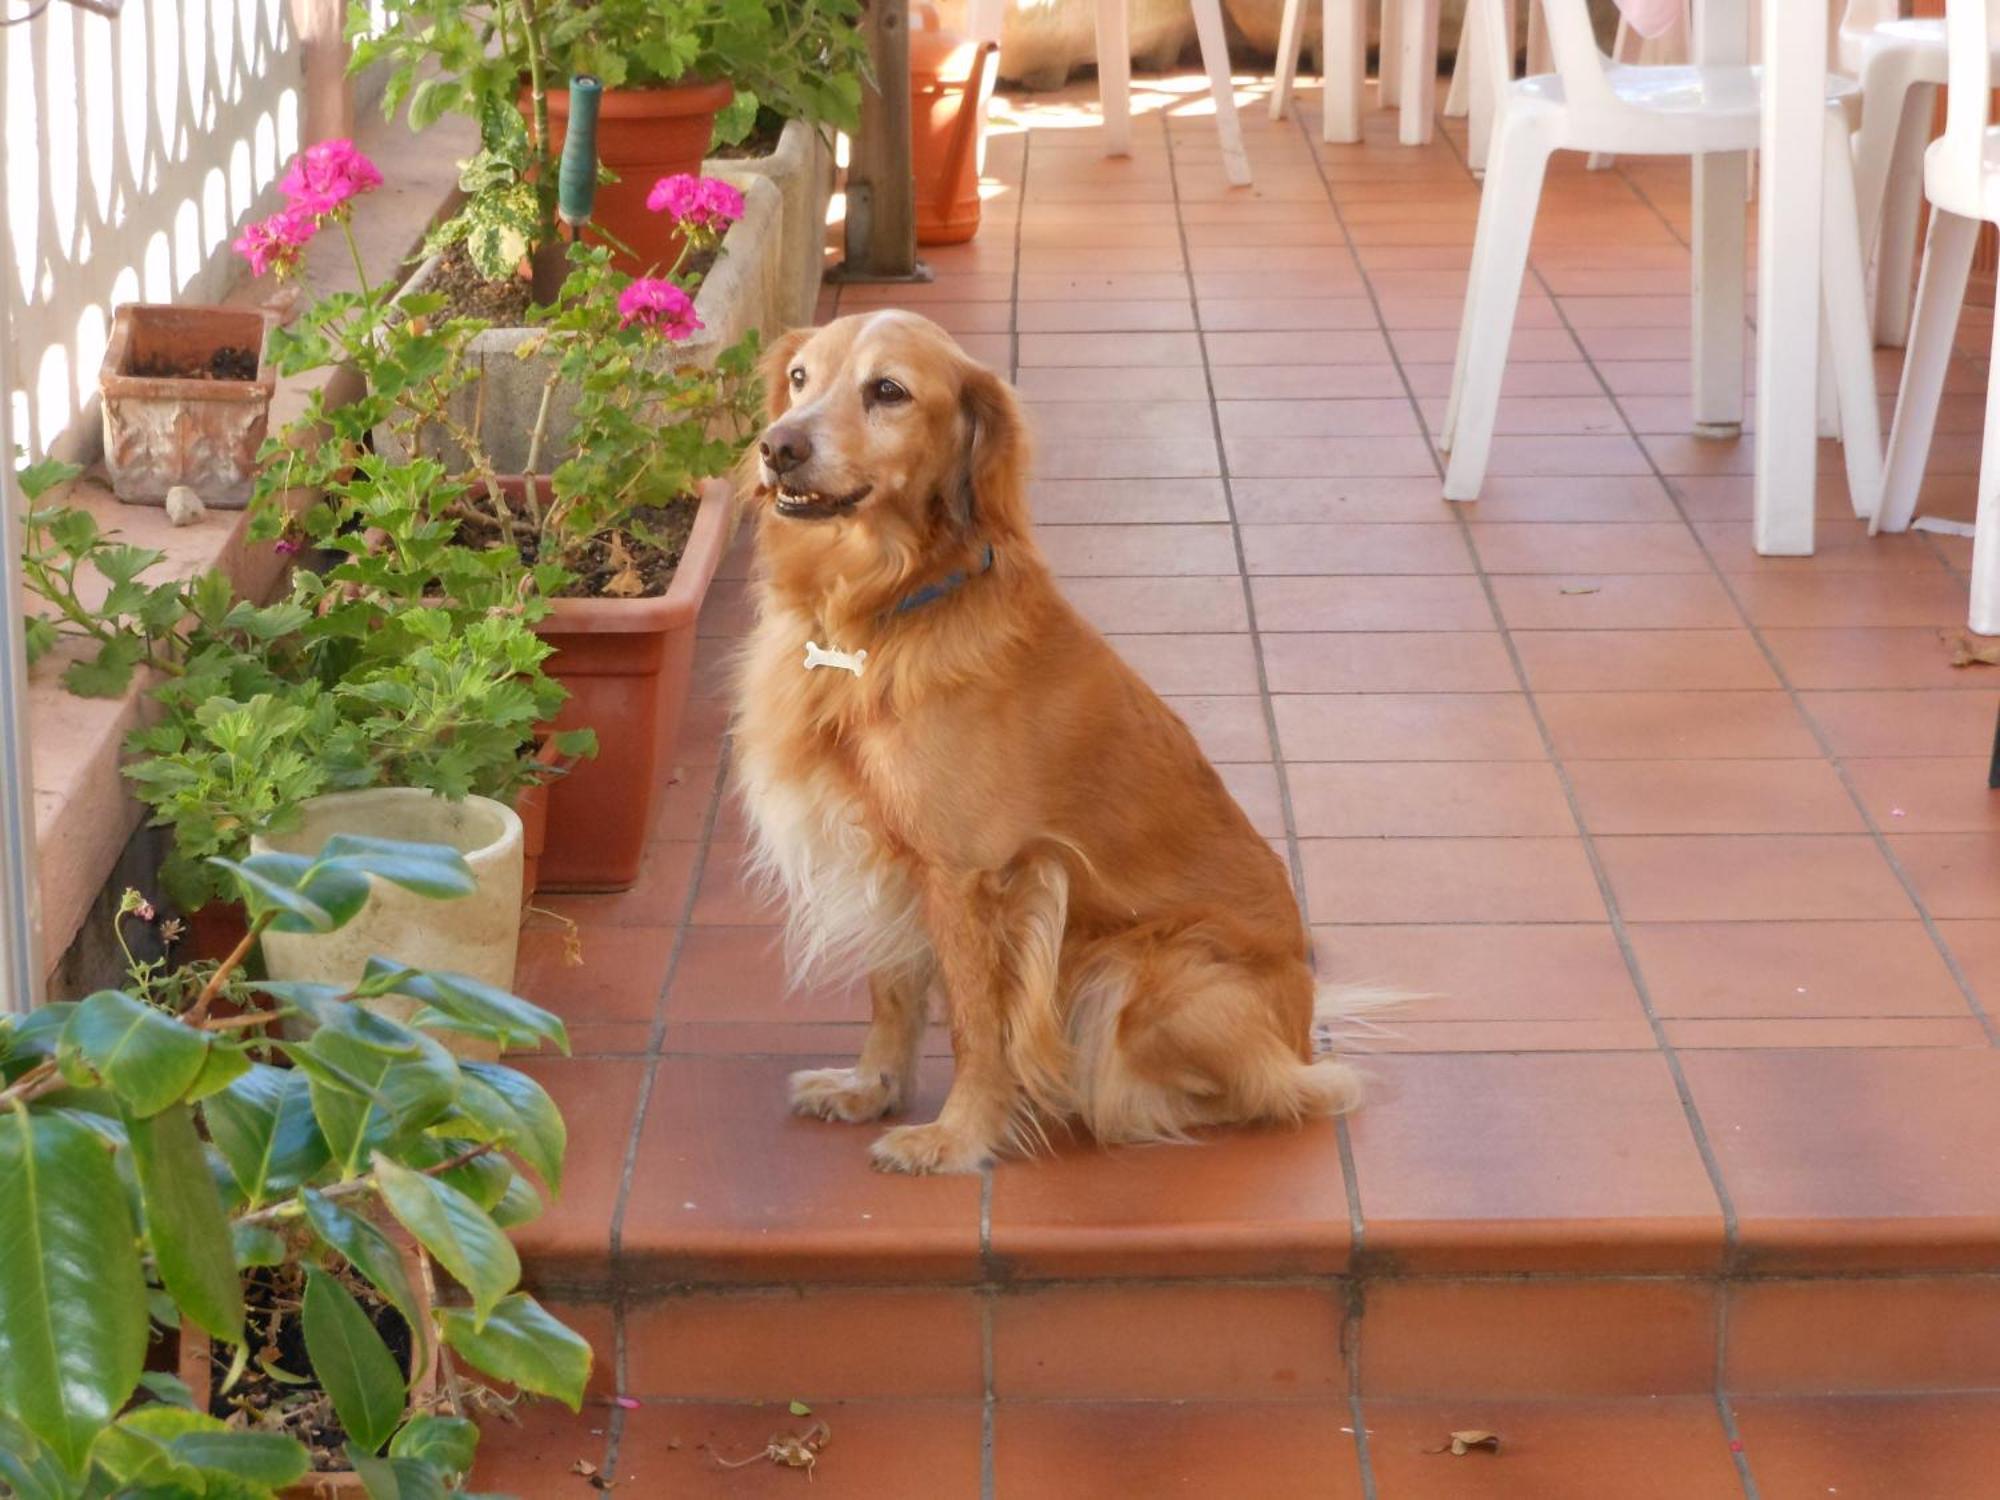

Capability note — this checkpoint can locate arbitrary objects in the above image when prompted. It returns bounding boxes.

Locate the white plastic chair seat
[1924,126,2000,222]
[1838,16,1948,75]
[1507,66,1859,153]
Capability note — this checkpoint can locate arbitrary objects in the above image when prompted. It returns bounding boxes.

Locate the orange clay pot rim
[526,475,734,634]
[533,76,734,115]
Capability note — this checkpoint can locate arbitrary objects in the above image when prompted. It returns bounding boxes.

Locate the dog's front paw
[868,1121,992,1175]
[789,1066,901,1123]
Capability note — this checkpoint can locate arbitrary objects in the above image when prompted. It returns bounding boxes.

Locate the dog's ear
[952,362,1031,538]
[759,327,813,422]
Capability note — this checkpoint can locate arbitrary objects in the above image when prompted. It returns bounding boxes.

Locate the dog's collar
[887,543,996,618]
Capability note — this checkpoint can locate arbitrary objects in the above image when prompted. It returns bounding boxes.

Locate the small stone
[163,485,206,527]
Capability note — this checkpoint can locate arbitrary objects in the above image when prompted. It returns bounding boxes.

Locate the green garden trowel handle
[558,75,603,230]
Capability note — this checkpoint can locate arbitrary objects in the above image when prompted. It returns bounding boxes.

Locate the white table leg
[1097,0,1132,158]
[1324,0,1367,143]
[1689,0,1747,436]
[1752,0,1824,555]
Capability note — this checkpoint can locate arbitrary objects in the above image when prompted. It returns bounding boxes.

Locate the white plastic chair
[1874,0,2000,631]
[1097,0,1252,182]
[1268,0,1446,144]
[1438,0,1884,508]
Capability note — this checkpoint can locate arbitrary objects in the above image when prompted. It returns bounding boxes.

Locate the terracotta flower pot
[183,900,252,966]
[177,1230,438,1498]
[513,738,570,903]
[531,78,735,277]
[526,477,734,892]
[99,303,276,507]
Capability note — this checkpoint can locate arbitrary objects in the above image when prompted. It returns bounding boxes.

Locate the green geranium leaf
[440,1293,591,1412]
[0,1105,149,1474]
[302,1267,406,1457]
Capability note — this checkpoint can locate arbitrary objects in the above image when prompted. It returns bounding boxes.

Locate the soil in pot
[456,490,696,598]
[419,239,717,328]
[129,345,260,380]
[191,1256,420,1477]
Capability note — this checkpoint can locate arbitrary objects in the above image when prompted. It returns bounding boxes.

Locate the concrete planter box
[706,118,835,330]
[383,172,783,474]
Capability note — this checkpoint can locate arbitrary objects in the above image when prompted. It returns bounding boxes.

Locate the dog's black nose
[760,426,812,475]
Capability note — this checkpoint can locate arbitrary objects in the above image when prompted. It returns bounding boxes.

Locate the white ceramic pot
[251,788,524,995]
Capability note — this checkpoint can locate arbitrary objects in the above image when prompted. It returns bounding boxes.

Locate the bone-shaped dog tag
[803,640,868,677]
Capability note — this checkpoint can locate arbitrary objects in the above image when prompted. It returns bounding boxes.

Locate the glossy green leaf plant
[0,840,589,1496]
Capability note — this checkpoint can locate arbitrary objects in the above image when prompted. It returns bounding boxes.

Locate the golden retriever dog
[731,310,1366,1174]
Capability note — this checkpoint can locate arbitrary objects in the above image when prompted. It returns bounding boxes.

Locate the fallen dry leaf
[714,1421,832,1479]
[602,534,647,598]
[570,1456,614,1490]
[1427,1429,1502,1456]
[1558,585,1601,596]
[1951,634,2000,668]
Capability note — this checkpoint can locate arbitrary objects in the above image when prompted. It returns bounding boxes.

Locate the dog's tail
[1290,983,1416,1116]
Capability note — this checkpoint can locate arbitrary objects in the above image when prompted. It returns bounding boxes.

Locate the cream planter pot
[706,119,836,330]
[381,172,784,474]
[251,788,524,994]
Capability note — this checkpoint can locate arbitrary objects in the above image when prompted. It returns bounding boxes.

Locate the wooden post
[838,0,928,281]
[291,0,354,146]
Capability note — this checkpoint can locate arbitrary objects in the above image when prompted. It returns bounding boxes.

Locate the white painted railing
[3,0,303,461]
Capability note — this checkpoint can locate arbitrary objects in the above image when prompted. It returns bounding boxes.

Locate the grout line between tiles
[1714,1388,1764,1500]
[1296,100,1746,1272]
[607,750,734,1276]
[600,1295,630,1484]
[1161,93,1370,1269]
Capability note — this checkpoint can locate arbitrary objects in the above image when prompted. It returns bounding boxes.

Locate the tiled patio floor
[488,76,2000,1496]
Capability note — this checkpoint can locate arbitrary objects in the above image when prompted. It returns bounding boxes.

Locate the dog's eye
[868,378,908,406]
[788,366,807,390]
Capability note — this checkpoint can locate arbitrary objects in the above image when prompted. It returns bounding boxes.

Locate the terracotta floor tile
[1934,920,2000,1023]
[1029,476,1229,524]
[1800,689,1997,757]
[1490,573,1741,630]
[993,1283,1347,1399]
[541,839,701,929]
[1035,434,1220,481]
[1210,363,1413,400]
[1697,518,1949,574]
[1888,833,2000,919]
[992,1402,1363,1500]
[1740,1396,2000,1500]
[1016,331,1203,366]
[1272,693,1547,761]
[613,1401,983,1498]
[517,925,673,1029]
[1664,1016,1989,1048]
[1470,522,1709,575]
[1628,921,1971,1019]
[1597,835,1912,922]
[1724,1279,2000,1393]
[1730,571,1970,628]
[1216,397,1422,438]
[1200,297,1382,331]
[618,1056,983,1283]
[467,1397,613,1498]
[1224,434,1439,478]
[1239,523,1472,575]
[1566,759,1864,835]
[1105,632,1261,694]
[1364,1398,1744,1500]
[1233,475,1457,524]
[1165,694,1275,762]
[1287,761,1576,837]
[1844,757,2000,832]
[1252,574,1497,631]
[1759,626,1976,689]
[1012,364,1209,401]
[1360,1279,1719,1396]
[1316,923,1644,1022]
[1205,328,1393,366]
[1454,475,1681,522]
[1037,522,1238,576]
[1682,1048,2000,1270]
[987,1120,1352,1278]
[511,1057,647,1287]
[1259,631,1515,693]
[1015,298,1193,332]
[1300,837,1607,924]
[1511,629,1780,691]
[1536,692,1819,760]
[686,842,784,927]
[665,924,866,1025]
[1348,1052,1724,1272]
[1051,575,1251,637]
[623,1288,982,1399]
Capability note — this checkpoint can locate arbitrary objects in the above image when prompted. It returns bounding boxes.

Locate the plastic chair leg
[1398,0,1441,145]
[1096,0,1133,158]
[1191,0,1253,184]
[1871,85,1936,350]
[1324,0,1367,142]
[1972,302,2000,634]
[1442,117,1550,499]
[1819,112,1882,519]
[1876,206,1977,535]
[1444,3,1473,117]
[1270,0,1306,120]
[1380,0,1403,106]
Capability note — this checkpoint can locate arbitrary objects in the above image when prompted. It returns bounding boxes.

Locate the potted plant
[355,0,868,278]
[235,148,757,891]
[707,107,839,328]
[98,303,278,507]
[0,839,590,1497]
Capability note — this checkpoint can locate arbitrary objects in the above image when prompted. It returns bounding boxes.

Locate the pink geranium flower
[616,278,703,339]
[280,138,384,218]
[645,174,745,234]
[233,205,317,277]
